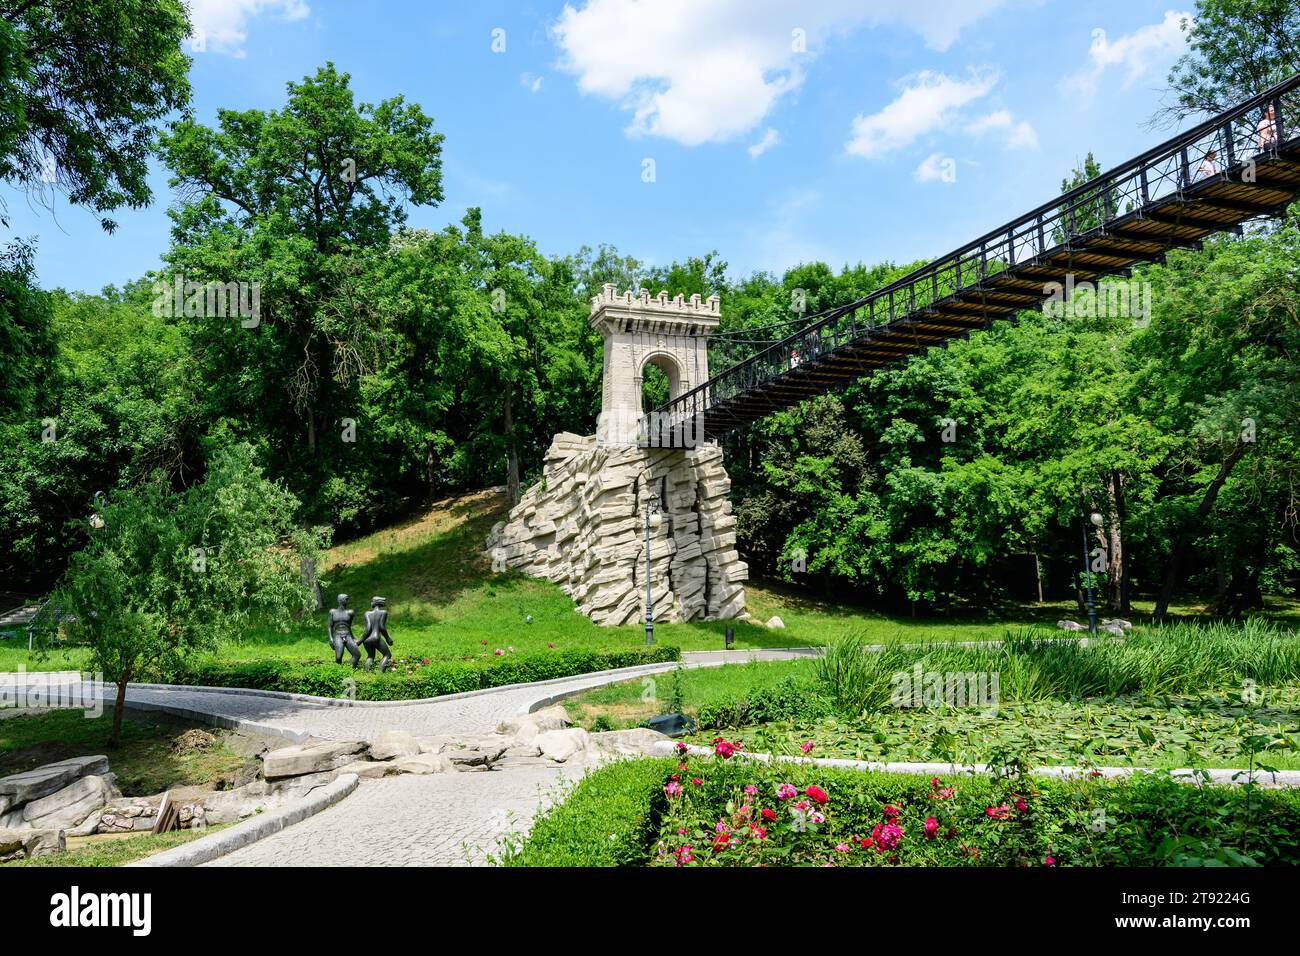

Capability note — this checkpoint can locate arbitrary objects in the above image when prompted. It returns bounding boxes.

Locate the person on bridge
[1195,148,1220,181]
[1257,105,1278,153]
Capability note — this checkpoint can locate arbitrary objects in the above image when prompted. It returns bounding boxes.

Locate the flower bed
[506,745,1300,867]
[172,646,680,701]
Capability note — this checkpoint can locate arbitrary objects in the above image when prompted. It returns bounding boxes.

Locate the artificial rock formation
[486,285,747,626]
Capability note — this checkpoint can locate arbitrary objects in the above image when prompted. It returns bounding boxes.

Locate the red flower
[882,804,900,820]
[1043,855,1056,866]
[924,816,939,840]
[761,808,777,822]
[1015,797,1028,814]
[691,778,703,786]
[805,785,829,805]
[712,833,730,853]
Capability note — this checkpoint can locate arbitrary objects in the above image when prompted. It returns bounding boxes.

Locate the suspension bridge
[641,74,1300,449]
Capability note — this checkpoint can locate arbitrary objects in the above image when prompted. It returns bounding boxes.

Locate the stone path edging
[127,773,360,867]
[654,742,1300,788]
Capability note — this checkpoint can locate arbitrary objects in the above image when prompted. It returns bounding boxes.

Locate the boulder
[0,827,64,861]
[1056,619,1088,632]
[368,730,422,761]
[262,739,366,779]
[592,728,670,756]
[531,705,572,731]
[445,739,508,770]
[765,616,785,629]
[393,753,456,775]
[0,755,110,807]
[1101,618,1133,631]
[21,774,119,831]
[415,735,455,755]
[535,728,592,763]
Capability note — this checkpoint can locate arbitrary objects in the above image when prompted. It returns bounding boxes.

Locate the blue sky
[3,0,1199,293]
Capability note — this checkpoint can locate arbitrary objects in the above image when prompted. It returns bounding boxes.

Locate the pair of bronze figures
[328,594,394,672]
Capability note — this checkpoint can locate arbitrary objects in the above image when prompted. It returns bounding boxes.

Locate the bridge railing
[643,73,1300,444]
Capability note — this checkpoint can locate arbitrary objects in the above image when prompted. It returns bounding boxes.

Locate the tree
[1165,0,1300,119]
[47,442,319,746]
[0,0,191,231]
[157,63,444,525]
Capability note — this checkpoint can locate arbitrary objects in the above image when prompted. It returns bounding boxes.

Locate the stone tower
[484,286,747,626]
[589,283,719,446]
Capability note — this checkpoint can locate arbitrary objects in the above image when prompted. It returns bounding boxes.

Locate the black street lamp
[643,490,662,645]
[1081,509,1103,634]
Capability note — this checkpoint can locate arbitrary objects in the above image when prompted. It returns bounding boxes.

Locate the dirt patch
[171,728,217,755]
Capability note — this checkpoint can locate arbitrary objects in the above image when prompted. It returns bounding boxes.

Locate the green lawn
[0,710,251,795]
[4,487,1297,675]
[2,824,230,867]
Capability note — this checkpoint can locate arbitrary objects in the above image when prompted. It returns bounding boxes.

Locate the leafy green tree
[48,442,319,746]
[157,63,444,525]
[1166,0,1300,117]
[0,0,191,231]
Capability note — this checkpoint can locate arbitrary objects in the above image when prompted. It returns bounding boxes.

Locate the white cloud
[521,72,544,93]
[965,109,1039,150]
[846,68,999,160]
[748,128,781,159]
[187,0,309,57]
[914,152,957,184]
[1063,11,1192,100]
[551,0,1009,147]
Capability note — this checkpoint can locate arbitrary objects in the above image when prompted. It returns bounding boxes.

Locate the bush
[498,757,674,866]
[511,753,1300,867]
[175,646,680,701]
[697,675,831,729]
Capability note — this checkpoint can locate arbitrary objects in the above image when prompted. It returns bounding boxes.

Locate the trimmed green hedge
[500,757,675,867]
[174,646,680,701]
[505,755,1300,867]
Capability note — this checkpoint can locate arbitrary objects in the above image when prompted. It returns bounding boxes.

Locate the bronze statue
[328,593,361,668]
[360,596,394,672]
[360,596,394,673]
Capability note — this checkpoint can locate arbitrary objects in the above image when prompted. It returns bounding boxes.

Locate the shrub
[511,753,1300,867]
[498,757,674,866]
[697,676,831,729]
[176,646,680,701]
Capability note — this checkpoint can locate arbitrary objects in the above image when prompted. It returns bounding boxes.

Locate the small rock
[1057,619,1088,632]
[765,616,785,629]
[336,760,398,780]
[368,730,422,761]
[535,728,592,763]
[0,827,64,861]
[1101,618,1133,631]
[393,754,456,775]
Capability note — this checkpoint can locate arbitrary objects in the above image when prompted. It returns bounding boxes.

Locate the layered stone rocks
[485,432,747,625]
[0,756,119,837]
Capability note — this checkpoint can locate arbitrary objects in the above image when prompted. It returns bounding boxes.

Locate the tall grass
[816,618,1300,715]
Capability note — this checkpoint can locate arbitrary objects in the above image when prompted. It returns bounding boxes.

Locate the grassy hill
[6,488,1296,674]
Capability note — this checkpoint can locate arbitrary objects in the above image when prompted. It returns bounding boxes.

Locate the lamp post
[643,490,661,645]
[1081,509,1103,634]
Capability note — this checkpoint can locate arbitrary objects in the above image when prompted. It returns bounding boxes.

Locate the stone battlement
[589,283,721,323]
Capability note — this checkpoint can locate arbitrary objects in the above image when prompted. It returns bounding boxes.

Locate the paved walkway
[1,649,812,867]
[211,764,585,867]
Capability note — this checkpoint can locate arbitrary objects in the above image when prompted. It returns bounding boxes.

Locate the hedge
[500,757,675,867]
[174,646,681,701]
[505,755,1300,867]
